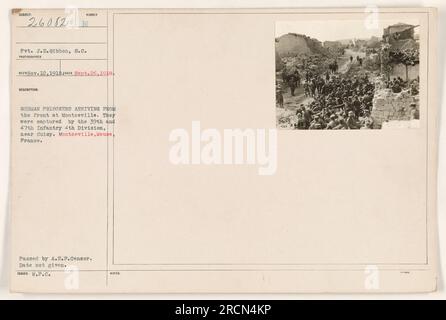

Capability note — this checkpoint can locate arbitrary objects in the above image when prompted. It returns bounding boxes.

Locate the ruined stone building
[383,23,416,43]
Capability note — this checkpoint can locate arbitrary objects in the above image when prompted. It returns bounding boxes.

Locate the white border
[0,0,445,300]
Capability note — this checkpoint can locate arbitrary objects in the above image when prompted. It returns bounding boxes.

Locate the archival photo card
[9,8,438,293]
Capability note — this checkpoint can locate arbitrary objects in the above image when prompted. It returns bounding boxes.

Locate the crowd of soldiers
[280,68,301,97]
[385,76,406,93]
[279,69,376,130]
[385,76,419,96]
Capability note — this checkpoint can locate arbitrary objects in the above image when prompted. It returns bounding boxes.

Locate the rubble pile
[371,78,419,128]
[381,119,420,129]
[276,108,296,129]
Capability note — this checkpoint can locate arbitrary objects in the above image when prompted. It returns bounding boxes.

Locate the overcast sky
[276,19,420,41]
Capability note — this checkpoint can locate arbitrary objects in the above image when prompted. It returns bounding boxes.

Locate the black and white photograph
[275,19,421,129]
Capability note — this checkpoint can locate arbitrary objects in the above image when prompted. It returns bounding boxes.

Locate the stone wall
[391,63,419,81]
[276,34,312,57]
[276,33,327,58]
[371,78,419,128]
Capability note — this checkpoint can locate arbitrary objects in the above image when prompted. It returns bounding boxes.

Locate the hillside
[275,33,327,58]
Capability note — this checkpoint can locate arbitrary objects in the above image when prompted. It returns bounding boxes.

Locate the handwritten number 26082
[26,17,67,28]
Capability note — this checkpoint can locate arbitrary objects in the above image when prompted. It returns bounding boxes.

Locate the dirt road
[338,48,366,74]
[279,48,365,112]
[276,48,367,128]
